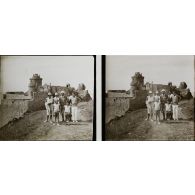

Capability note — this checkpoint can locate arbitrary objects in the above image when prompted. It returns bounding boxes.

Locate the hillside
[106,99,194,141]
[0,110,93,141]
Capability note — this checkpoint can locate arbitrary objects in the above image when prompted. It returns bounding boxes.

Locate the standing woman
[154,91,161,124]
[69,91,79,123]
[172,91,180,120]
[145,91,154,121]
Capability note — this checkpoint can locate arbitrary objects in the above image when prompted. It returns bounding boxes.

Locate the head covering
[149,91,152,94]
[156,91,159,94]
[55,92,58,96]
[161,89,166,92]
[60,91,65,94]
[48,92,52,96]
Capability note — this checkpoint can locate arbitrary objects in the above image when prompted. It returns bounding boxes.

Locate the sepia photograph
[104,55,195,141]
[0,55,95,141]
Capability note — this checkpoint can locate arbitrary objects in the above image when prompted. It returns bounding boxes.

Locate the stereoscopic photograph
[0,56,95,141]
[104,55,195,141]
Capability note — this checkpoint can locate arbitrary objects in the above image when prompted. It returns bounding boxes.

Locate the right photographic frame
[102,55,195,141]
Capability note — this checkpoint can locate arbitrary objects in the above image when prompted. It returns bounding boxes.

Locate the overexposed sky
[1,56,94,96]
[106,55,194,93]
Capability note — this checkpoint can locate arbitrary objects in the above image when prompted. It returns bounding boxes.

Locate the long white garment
[71,106,78,121]
[172,105,179,120]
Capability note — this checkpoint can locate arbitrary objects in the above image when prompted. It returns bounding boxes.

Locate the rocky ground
[0,110,93,141]
[106,99,194,141]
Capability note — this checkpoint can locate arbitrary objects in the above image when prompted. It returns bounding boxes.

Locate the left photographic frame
[0,55,96,141]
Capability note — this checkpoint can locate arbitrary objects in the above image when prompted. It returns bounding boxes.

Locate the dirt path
[0,110,93,141]
[106,108,194,141]
[135,119,194,141]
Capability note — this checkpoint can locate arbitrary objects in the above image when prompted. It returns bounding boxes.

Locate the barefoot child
[165,100,172,120]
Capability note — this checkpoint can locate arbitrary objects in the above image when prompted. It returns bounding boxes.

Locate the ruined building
[106,72,147,123]
[28,74,43,96]
[106,71,193,123]
[0,74,93,128]
[130,72,145,97]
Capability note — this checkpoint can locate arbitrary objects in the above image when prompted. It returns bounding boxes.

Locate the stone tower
[28,74,43,97]
[130,72,144,97]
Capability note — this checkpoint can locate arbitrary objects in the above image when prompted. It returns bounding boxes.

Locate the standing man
[172,91,180,120]
[69,91,79,123]
[145,91,154,121]
[160,89,168,120]
[59,91,67,122]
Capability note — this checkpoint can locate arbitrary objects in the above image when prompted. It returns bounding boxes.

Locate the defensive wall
[106,90,148,124]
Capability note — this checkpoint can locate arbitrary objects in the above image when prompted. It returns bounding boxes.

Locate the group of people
[145,89,180,124]
[44,91,79,125]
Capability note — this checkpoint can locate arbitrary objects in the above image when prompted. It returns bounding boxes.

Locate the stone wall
[107,92,130,98]
[146,83,169,92]
[106,96,130,123]
[5,94,31,100]
[0,100,29,128]
[77,100,93,122]
[106,90,148,124]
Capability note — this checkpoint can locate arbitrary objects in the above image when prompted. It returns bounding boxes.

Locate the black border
[102,55,106,141]
[194,56,195,141]
[0,55,96,141]
[102,55,195,141]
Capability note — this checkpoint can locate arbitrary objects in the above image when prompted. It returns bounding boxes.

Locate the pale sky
[1,56,94,97]
[106,55,194,94]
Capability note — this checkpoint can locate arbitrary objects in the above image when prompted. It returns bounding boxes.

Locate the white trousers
[71,106,78,121]
[172,105,179,120]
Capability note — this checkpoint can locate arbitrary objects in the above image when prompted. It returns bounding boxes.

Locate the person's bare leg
[57,114,60,126]
[61,112,64,122]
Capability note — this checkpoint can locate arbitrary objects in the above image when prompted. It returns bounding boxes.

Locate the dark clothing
[59,96,68,107]
[65,112,71,121]
[160,94,168,104]
[166,111,172,120]
[160,94,168,120]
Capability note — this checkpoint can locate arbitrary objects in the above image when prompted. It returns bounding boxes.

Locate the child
[64,101,71,122]
[53,98,60,126]
[44,92,53,123]
[154,91,161,124]
[165,100,172,120]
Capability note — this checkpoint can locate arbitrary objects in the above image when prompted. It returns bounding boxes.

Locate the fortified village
[0,74,92,128]
[106,72,193,123]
